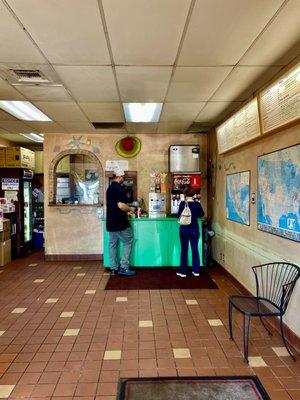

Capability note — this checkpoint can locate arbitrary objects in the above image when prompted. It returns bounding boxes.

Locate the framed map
[257,144,300,242]
[226,171,250,225]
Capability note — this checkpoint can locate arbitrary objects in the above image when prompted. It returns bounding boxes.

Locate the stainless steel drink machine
[148,193,166,218]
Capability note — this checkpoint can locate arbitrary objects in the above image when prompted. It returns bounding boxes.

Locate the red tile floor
[0,252,299,399]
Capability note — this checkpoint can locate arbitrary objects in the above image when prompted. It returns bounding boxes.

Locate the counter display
[102,217,203,268]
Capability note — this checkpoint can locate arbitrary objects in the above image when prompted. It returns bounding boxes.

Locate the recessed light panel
[0,101,51,121]
[123,103,163,122]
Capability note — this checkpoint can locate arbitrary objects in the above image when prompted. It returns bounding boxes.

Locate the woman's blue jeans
[109,227,133,271]
[179,227,200,274]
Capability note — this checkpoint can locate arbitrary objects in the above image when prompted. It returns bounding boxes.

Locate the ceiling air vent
[92,122,125,129]
[9,69,50,83]
[186,122,212,133]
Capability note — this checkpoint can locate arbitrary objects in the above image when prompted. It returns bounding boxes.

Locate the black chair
[228,262,300,362]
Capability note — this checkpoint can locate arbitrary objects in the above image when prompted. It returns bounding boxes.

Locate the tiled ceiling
[0,0,299,144]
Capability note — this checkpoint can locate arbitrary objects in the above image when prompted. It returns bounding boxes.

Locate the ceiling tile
[195,102,242,123]
[160,102,205,122]
[116,67,172,102]
[178,0,284,65]
[33,102,88,122]
[27,121,66,133]
[167,67,232,102]
[15,85,73,102]
[157,122,190,133]
[54,66,119,102]
[240,0,300,66]
[0,2,46,63]
[0,77,26,100]
[58,121,96,133]
[0,120,37,133]
[79,102,124,122]
[126,123,158,134]
[210,66,282,102]
[103,0,190,65]
[7,0,110,65]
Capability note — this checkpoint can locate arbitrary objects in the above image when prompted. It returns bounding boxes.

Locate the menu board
[216,98,260,154]
[259,63,300,133]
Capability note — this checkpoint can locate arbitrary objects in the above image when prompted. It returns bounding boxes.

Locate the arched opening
[49,149,103,205]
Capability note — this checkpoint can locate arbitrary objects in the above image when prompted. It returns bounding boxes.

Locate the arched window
[51,151,102,205]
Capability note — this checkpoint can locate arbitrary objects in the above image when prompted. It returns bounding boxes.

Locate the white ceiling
[0,0,299,144]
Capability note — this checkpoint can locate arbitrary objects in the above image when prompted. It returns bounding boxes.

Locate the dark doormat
[117,376,270,400]
[105,267,218,290]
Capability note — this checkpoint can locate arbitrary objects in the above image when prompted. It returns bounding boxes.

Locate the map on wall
[226,171,250,225]
[257,144,300,242]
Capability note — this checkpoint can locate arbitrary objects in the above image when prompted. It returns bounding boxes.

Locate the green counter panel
[102,218,203,268]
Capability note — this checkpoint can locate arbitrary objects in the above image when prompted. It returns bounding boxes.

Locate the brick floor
[0,251,299,399]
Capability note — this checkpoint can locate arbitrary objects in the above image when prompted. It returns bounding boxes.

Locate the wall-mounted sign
[105,160,129,172]
[1,178,19,190]
[216,98,260,154]
[259,63,300,133]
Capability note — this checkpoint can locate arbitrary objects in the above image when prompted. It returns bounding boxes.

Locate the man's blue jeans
[108,227,133,271]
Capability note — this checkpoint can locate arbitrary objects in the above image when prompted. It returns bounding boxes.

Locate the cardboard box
[0,148,5,167]
[0,219,10,242]
[5,147,35,169]
[0,239,11,267]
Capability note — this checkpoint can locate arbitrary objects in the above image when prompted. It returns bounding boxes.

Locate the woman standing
[177,187,204,277]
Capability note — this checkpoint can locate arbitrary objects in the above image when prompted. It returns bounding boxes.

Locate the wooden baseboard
[216,261,300,354]
[45,254,102,261]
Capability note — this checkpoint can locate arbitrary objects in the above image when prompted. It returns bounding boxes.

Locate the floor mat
[117,376,270,400]
[105,267,218,290]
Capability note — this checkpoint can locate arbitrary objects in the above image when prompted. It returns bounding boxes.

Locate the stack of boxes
[0,199,12,266]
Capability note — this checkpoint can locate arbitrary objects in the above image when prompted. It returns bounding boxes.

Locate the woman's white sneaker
[192,272,199,276]
[176,272,187,278]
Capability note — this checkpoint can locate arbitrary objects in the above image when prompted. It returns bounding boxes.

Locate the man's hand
[117,202,135,212]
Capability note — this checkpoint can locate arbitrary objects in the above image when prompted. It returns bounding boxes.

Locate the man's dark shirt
[178,200,204,230]
[106,181,130,232]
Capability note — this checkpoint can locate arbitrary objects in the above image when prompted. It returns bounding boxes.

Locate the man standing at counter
[106,167,136,276]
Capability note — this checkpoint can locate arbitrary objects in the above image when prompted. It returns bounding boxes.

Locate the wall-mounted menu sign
[259,63,300,133]
[216,98,260,154]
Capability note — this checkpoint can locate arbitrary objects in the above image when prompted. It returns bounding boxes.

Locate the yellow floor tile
[0,331,5,336]
[185,299,198,305]
[208,319,223,326]
[116,297,127,302]
[76,273,86,276]
[248,356,267,367]
[11,308,27,314]
[139,320,153,327]
[63,329,80,336]
[104,350,122,360]
[173,348,191,358]
[34,279,45,283]
[0,385,15,398]
[60,311,74,318]
[45,298,58,303]
[85,290,96,294]
[272,347,290,357]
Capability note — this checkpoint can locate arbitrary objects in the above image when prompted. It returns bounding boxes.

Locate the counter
[102,217,203,268]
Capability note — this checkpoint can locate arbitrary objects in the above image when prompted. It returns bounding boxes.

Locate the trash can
[33,231,44,250]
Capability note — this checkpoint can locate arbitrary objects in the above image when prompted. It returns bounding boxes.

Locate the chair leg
[280,315,295,361]
[228,300,233,340]
[243,314,251,363]
[259,315,272,336]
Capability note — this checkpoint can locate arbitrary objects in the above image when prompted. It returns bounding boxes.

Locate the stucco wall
[44,132,207,256]
[209,124,300,337]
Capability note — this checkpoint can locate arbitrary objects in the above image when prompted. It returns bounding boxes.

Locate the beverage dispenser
[170,173,201,215]
[148,193,166,218]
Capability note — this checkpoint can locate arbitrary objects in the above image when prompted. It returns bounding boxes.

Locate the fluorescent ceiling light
[20,133,44,143]
[123,102,163,122]
[0,101,51,121]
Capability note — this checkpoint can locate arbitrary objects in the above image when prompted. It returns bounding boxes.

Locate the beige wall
[209,124,300,337]
[44,132,207,256]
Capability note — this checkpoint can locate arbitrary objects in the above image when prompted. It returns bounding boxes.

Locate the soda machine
[168,145,201,215]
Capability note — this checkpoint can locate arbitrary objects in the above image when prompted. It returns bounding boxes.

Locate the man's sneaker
[118,268,136,276]
[192,272,200,277]
[110,269,118,276]
[176,272,187,278]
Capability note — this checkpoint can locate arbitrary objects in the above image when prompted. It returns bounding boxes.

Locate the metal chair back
[252,262,300,314]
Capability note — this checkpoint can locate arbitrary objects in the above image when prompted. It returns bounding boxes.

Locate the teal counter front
[102,217,203,268]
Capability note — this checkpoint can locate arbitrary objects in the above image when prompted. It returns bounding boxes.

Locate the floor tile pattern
[0,253,299,399]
